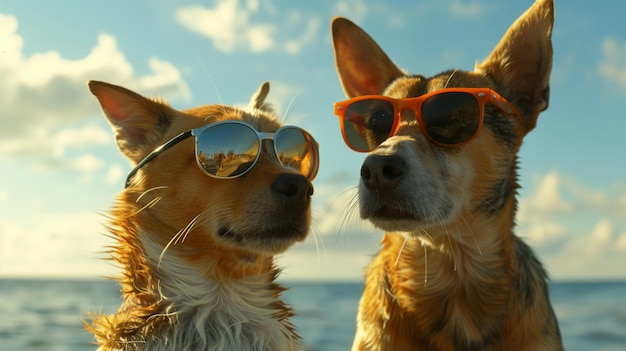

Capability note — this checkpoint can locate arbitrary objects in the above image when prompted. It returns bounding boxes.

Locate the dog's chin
[217,225,308,254]
[369,218,424,233]
[363,205,441,233]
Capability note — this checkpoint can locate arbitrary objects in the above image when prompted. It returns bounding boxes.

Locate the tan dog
[331,0,563,350]
[86,81,319,351]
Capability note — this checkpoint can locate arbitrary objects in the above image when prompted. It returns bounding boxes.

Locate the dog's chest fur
[124,234,297,351]
[91,231,298,351]
[355,232,561,351]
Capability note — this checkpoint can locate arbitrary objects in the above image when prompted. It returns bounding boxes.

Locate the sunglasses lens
[342,100,395,151]
[196,123,260,178]
[421,92,480,145]
[275,127,319,180]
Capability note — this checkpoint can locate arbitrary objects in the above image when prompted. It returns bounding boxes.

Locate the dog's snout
[272,173,314,202]
[361,154,406,191]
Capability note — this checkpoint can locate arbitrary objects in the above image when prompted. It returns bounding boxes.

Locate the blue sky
[0,0,625,281]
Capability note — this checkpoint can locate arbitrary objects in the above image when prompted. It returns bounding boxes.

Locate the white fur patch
[136,233,299,351]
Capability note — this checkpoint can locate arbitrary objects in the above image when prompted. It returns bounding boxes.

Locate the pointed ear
[248,81,274,113]
[88,80,172,163]
[475,0,554,133]
[331,17,404,98]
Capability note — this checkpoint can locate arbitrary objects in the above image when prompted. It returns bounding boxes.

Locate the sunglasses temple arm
[124,131,193,188]
[490,93,522,118]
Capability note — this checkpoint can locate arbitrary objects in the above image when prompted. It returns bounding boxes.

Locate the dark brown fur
[331,0,563,350]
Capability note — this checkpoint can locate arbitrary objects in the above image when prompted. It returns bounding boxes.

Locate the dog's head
[332,0,553,239]
[89,81,317,281]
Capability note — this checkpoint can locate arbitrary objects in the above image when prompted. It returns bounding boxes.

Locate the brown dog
[331,0,563,350]
[86,81,319,350]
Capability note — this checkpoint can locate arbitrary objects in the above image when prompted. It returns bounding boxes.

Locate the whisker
[177,214,202,245]
[196,56,223,105]
[282,111,327,125]
[458,212,483,255]
[446,235,457,272]
[436,210,457,272]
[422,230,436,243]
[394,235,408,268]
[430,177,491,255]
[443,69,459,89]
[281,95,299,124]
[137,186,169,203]
[423,244,428,286]
[130,196,162,217]
[120,186,170,218]
[475,193,504,214]
[158,213,203,267]
[340,199,361,236]
[308,210,328,260]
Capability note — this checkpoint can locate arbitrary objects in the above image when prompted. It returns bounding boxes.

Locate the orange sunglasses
[333,88,521,152]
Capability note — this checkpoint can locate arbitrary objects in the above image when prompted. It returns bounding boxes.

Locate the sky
[0,0,625,282]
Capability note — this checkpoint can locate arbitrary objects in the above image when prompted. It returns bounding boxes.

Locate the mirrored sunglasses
[125,120,319,187]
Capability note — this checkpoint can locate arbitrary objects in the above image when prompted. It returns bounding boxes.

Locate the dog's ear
[332,17,404,98]
[249,81,274,113]
[476,0,554,133]
[88,80,172,163]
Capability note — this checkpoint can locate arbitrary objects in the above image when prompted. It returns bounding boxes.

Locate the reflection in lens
[422,92,479,145]
[275,127,318,180]
[343,100,394,151]
[196,123,259,178]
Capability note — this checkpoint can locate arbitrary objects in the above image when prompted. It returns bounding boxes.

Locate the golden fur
[86,81,312,351]
[332,0,563,350]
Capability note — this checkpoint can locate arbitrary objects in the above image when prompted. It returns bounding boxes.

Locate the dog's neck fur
[356,173,554,349]
[137,235,297,351]
[89,201,299,351]
[381,191,516,283]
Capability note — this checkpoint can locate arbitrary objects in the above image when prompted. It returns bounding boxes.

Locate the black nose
[271,173,314,202]
[361,154,406,191]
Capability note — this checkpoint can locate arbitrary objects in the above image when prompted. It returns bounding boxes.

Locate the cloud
[284,14,321,55]
[53,125,109,148]
[517,172,575,223]
[616,232,626,251]
[331,0,487,29]
[105,164,125,185]
[541,218,626,280]
[68,154,105,184]
[449,0,486,18]
[582,219,613,256]
[175,0,319,54]
[0,13,191,170]
[176,2,275,53]
[516,172,626,279]
[332,0,369,24]
[0,212,117,278]
[599,37,626,95]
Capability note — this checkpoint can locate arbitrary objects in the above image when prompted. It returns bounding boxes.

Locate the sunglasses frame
[124,120,319,188]
[333,87,521,152]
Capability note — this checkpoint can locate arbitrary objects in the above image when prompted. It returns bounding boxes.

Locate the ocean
[0,279,624,351]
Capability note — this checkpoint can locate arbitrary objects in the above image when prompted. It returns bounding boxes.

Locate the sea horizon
[1,278,625,350]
